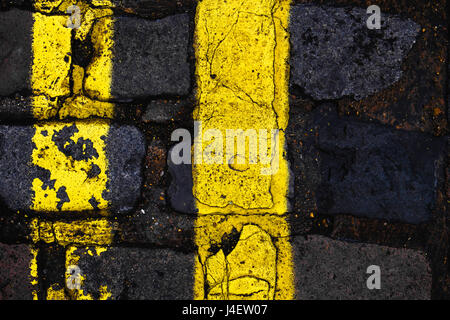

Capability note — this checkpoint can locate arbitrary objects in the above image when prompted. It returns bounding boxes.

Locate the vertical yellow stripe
[31,13,71,119]
[193,0,293,299]
[29,1,116,299]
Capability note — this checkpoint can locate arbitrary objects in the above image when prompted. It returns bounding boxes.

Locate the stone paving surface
[0,0,448,300]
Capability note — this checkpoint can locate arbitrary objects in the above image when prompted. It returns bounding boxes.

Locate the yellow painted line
[31,0,115,119]
[29,2,116,298]
[194,0,293,299]
[31,12,71,119]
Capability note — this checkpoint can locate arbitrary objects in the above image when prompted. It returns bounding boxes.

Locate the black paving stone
[167,146,197,214]
[292,235,431,300]
[108,14,191,101]
[311,105,445,224]
[104,123,146,214]
[0,9,32,97]
[290,4,419,100]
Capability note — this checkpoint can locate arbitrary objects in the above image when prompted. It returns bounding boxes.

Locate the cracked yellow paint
[205,225,277,299]
[84,16,115,102]
[193,0,291,215]
[31,0,114,119]
[194,0,293,300]
[31,13,71,119]
[194,215,293,300]
[31,120,110,212]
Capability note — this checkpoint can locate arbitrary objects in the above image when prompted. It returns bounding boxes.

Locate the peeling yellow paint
[31,1,114,120]
[31,120,110,212]
[194,0,293,300]
[61,95,115,119]
[47,284,69,300]
[84,16,115,102]
[29,247,39,300]
[31,13,71,119]
[65,246,111,300]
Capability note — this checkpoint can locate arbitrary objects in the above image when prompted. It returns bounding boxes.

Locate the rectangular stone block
[0,120,145,213]
[65,246,195,300]
[0,243,38,300]
[293,235,431,300]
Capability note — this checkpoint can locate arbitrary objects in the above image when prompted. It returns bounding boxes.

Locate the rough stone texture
[290,4,419,100]
[143,99,186,123]
[0,95,32,119]
[310,105,444,224]
[104,124,146,214]
[108,14,191,101]
[120,187,195,251]
[0,125,35,212]
[167,146,197,214]
[0,9,32,96]
[0,123,145,213]
[293,235,431,300]
[72,246,195,299]
[0,243,36,300]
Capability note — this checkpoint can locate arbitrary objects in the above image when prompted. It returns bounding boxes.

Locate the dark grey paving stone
[290,4,420,100]
[292,235,431,300]
[167,146,197,214]
[0,9,32,97]
[70,246,195,299]
[311,105,445,224]
[0,243,37,300]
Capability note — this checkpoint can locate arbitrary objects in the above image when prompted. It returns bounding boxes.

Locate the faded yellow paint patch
[65,246,111,300]
[31,120,110,212]
[84,16,115,102]
[193,0,291,215]
[193,0,293,300]
[31,13,71,119]
[194,215,294,300]
[30,218,114,246]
